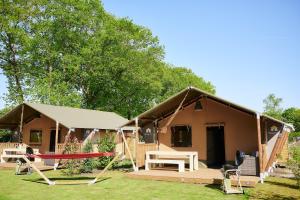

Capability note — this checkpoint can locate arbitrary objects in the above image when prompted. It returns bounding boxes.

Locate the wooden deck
[127,168,260,187]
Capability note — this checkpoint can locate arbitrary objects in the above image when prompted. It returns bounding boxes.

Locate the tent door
[206,126,225,168]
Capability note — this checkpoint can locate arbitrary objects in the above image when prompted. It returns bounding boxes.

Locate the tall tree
[263,94,283,120]
[0,0,35,105]
[0,0,216,119]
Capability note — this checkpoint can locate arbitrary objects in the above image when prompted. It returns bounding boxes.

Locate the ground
[0,169,299,200]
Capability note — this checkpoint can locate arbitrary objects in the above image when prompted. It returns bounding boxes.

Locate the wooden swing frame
[21,152,122,185]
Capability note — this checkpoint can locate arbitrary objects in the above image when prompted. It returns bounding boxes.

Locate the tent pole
[19,104,24,143]
[256,113,264,183]
[56,128,74,169]
[135,117,138,165]
[120,129,137,171]
[54,121,59,166]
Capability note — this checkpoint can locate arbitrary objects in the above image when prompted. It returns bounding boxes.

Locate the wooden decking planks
[127,169,260,187]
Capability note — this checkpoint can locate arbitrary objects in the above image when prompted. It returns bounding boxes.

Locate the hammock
[27,152,114,159]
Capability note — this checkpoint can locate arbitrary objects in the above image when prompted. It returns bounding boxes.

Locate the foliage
[96,133,116,169]
[0,0,215,119]
[288,146,300,189]
[263,93,283,120]
[61,137,81,176]
[80,140,95,173]
[282,107,300,132]
[289,132,300,142]
[0,107,14,142]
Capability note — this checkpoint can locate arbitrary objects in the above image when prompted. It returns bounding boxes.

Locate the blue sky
[0,0,299,112]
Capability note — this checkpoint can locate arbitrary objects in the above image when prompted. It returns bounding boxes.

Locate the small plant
[96,133,116,169]
[61,137,81,176]
[288,146,300,189]
[80,140,95,173]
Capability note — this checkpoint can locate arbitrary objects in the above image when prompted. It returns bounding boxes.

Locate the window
[171,125,192,147]
[30,130,42,144]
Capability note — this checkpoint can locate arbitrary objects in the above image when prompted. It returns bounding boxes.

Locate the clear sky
[0,0,299,112]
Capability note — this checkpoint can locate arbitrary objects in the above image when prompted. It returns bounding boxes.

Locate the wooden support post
[22,156,55,185]
[135,117,138,164]
[120,129,137,171]
[56,128,73,168]
[256,114,264,183]
[89,152,122,185]
[55,121,59,154]
[19,104,24,143]
[83,129,98,146]
[54,121,59,167]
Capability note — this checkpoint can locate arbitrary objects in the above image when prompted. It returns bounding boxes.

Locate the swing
[20,151,122,185]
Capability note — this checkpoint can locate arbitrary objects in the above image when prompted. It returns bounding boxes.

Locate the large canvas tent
[122,86,294,181]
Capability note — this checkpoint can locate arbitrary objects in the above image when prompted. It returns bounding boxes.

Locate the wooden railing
[0,143,20,154]
[57,143,83,153]
[136,143,158,168]
[264,130,289,171]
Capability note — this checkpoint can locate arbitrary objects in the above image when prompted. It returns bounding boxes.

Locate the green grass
[0,169,299,200]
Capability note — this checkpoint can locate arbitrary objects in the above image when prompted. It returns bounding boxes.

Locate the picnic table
[0,148,40,163]
[145,151,198,172]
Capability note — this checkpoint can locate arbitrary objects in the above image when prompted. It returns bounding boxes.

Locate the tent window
[171,125,192,147]
[30,130,42,145]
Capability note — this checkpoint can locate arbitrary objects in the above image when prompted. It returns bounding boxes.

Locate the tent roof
[0,102,128,130]
[123,86,294,130]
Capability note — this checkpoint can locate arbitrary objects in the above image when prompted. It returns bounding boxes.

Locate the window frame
[29,129,43,145]
[171,125,192,147]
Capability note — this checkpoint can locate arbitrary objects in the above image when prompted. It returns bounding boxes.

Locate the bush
[289,132,300,142]
[288,146,300,189]
[80,140,95,173]
[61,137,82,176]
[96,134,116,169]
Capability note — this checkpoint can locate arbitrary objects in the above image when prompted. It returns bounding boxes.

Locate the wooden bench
[0,148,41,163]
[145,159,185,172]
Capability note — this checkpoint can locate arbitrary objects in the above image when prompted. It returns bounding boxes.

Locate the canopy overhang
[0,103,128,130]
[122,86,294,131]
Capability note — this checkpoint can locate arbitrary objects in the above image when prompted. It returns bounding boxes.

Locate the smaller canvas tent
[0,102,128,154]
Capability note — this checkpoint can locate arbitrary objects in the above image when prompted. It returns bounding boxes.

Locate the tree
[0,0,35,105]
[0,0,216,119]
[263,94,283,120]
[282,107,300,142]
[282,107,300,132]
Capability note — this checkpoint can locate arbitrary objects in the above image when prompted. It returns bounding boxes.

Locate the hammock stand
[21,152,121,185]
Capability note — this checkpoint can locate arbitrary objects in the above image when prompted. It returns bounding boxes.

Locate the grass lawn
[0,169,299,200]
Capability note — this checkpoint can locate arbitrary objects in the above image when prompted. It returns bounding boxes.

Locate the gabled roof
[123,86,294,130]
[0,102,128,130]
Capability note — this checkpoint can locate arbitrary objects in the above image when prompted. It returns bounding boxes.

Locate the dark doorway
[49,130,61,152]
[206,126,225,168]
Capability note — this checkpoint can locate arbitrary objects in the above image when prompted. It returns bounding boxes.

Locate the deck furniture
[145,159,185,172]
[239,155,258,176]
[145,151,198,172]
[0,148,40,163]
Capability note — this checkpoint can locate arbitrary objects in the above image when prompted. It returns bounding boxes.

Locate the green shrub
[96,134,116,169]
[61,137,81,176]
[288,146,300,189]
[80,140,95,173]
[289,132,300,142]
